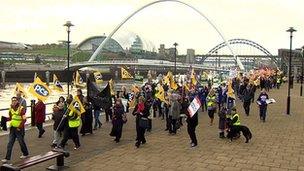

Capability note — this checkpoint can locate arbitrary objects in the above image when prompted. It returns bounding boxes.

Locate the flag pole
[55,109,69,132]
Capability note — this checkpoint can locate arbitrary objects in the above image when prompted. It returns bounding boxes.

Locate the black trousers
[105,108,112,122]
[165,112,170,130]
[169,117,177,134]
[36,123,45,135]
[259,106,267,121]
[187,123,197,145]
[137,126,146,143]
[243,101,251,115]
[60,127,80,148]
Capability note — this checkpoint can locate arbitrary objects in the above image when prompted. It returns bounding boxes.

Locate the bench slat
[1,150,69,170]
[19,156,61,169]
[15,151,63,169]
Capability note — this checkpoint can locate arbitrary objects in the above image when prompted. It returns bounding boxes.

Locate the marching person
[80,97,93,136]
[110,98,125,143]
[257,88,269,122]
[92,102,102,130]
[242,85,254,116]
[51,102,65,148]
[218,106,227,138]
[185,96,198,148]
[206,89,217,126]
[169,95,180,135]
[2,97,29,163]
[59,104,81,150]
[35,98,46,138]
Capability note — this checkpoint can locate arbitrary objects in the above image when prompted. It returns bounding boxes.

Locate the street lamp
[173,42,178,75]
[300,46,304,96]
[63,21,74,96]
[286,27,296,115]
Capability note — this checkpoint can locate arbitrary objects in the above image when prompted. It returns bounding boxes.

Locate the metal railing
[0,101,57,126]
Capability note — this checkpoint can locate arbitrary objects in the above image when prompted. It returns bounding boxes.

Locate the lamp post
[286,27,296,115]
[300,46,304,96]
[63,21,74,96]
[173,42,178,75]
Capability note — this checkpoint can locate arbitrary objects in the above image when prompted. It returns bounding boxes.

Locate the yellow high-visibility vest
[207,95,216,107]
[68,111,80,128]
[9,106,24,128]
[232,113,241,126]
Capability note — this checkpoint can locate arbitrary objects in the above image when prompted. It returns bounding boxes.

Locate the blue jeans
[5,127,29,160]
[94,110,102,129]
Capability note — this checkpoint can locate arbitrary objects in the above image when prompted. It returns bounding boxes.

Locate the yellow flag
[170,79,178,90]
[155,85,168,103]
[68,96,85,116]
[128,93,136,108]
[121,67,133,79]
[75,71,86,89]
[131,84,140,94]
[93,71,103,84]
[28,77,52,101]
[191,69,197,86]
[15,83,27,98]
[184,83,190,92]
[109,79,115,96]
[163,75,170,85]
[164,71,178,90]
[227,80,235,99]
[53,74,64,92]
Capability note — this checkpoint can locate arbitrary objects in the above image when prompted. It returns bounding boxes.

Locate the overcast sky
[1,0,303,55]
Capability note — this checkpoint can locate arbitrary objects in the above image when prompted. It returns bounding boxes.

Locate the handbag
[138,117,149,129]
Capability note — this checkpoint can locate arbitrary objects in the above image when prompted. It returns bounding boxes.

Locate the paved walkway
[0,83,304,171]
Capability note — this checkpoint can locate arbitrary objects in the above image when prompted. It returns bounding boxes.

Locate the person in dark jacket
[169,96,180,135]
[133,96,150,148]
[110,98,124,143]
[93,103,102,130]
[185,96,198,148]
[218,107,227,138]
[35,99,46,138]
[257,89,269,122]
[242,85,254,116]
[80,97,93,136]
[51,102,65,147]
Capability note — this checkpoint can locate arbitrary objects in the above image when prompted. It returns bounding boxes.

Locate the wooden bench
[0,148,69,171]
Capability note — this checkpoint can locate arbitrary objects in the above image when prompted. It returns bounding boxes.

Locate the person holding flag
[58,96,85,150]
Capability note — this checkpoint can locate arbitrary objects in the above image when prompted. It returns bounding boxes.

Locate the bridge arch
[201,38,277,65]
[88,0,245,70]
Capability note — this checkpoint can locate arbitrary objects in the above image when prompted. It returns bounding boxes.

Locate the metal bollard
[31,100,36,126]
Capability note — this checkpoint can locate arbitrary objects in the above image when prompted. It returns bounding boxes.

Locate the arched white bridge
[87,0,245,70]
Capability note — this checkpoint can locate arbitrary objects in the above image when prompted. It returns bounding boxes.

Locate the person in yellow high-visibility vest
[59,110,81,150]
[228,107,241,139]
[206,89,217,126]
[2,97,29,163]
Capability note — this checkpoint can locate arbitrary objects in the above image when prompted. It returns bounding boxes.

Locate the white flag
[187,96,201,118]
